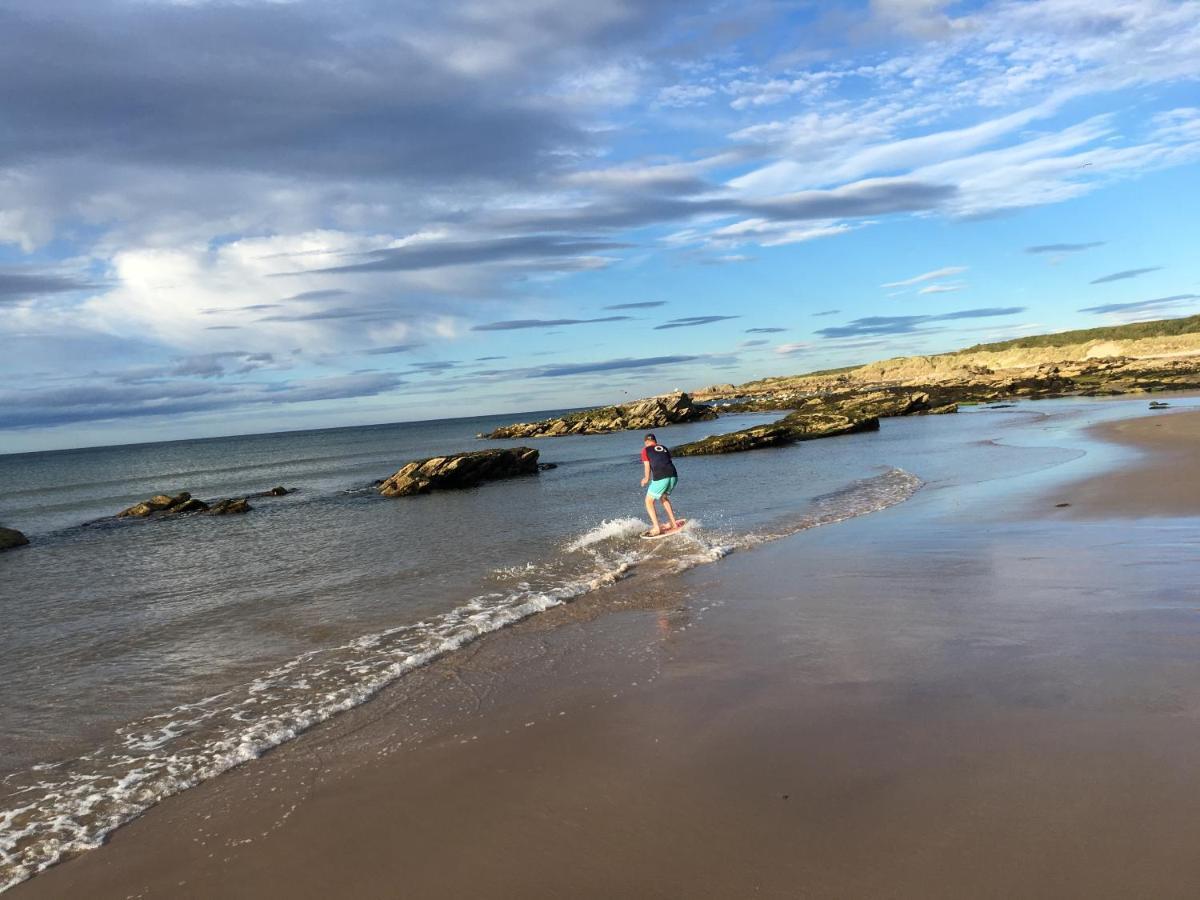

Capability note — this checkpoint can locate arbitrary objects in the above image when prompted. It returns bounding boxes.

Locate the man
[640,433,681,536]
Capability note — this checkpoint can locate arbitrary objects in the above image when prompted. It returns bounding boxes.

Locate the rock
[1149,401,1170,409]
[672,422,797,456]
[0,527,30,551]
[118,492,209,517]
[673,412,879,456]
[482,392,716,439]
[114,491,256,518]
[379,447,541,497]
[833,389,931,419]
[537,462,558,471]
[248,486,292,498]
[692,383,737,400]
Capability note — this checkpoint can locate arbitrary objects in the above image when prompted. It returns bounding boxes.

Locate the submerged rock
[1149,401,1170,409]
[481,392,715,439]
[206,498,252,515]
[115,490,257,519]
[0,527,29,551]
[118,492,209,517]
[379,447,541,497]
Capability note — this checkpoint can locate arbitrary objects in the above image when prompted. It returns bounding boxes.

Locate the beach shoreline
[12,406,1200,899]
[1047,408,1200,518]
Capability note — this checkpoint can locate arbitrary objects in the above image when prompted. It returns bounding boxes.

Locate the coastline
[1049,408,1200,518]
[13,407,1200,898]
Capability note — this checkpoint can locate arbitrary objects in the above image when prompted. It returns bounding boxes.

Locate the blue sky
[2,0,1199,452]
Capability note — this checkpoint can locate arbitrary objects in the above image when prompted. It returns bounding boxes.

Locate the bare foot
[647,528,663,536]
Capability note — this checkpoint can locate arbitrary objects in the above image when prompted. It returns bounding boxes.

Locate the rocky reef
[481,392,715,439]
[0,526,29,551]
[674,412,880,456]
[673,389,942,456]
[116,491,252,518]
[379,447,541,497]
[207,498,252,515]
[118,492,209,517]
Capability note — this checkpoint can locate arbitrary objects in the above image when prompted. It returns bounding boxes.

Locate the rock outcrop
[116,491,253,518]
[481,392,715,439]
[0,527,29,551]
[674,412,879,456]
[693,383,737,401]
[118,492,208,517]
[672,388,936,456]
[379,447,541,497]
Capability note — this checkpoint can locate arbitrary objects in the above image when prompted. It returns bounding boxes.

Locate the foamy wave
[0,468,920,894]
[565,517,646,552]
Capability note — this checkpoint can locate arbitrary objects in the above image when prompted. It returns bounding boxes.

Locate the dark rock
[379,447,540,497]
[1055,502,1071,508]
[537,462,558,471]
[673,422,796,456]
[1149,401,1170,409]
[118,492,209,518]
[674,412,879,456]
[832,389,931,419]
[114,490,257,518]
[0,527,30,551]
[482,392,715,439]
[248,486,292,498]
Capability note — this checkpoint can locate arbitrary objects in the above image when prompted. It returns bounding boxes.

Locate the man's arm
[641,459,651,487]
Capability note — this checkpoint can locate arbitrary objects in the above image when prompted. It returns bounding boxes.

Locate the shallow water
[0,394,1191,890]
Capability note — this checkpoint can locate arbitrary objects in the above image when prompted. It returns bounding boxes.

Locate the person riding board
[640,433,681,536]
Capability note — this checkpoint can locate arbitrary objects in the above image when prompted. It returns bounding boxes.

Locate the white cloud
[917,282,965,294]
[868,0,965,39]
[657,84,716,108]
[75,231,484,355]
[882,266,967,288]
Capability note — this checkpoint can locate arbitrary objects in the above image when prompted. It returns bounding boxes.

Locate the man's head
[644,434,657,446]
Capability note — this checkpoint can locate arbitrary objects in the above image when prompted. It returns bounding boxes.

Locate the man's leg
[661,495,680,530]
[644,492,662,534]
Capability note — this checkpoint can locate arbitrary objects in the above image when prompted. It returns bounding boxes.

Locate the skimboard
[640,519,688,540]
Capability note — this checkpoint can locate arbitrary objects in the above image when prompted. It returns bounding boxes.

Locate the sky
[2,0,1199,453]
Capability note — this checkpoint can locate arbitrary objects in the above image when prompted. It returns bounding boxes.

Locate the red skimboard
[640,519,688,540]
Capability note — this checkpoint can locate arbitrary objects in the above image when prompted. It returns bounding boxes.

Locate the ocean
[0,398,1158,890]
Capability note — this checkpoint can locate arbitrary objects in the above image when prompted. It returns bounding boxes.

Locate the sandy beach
[1051,408,1200,517]
[13,407,1200,899]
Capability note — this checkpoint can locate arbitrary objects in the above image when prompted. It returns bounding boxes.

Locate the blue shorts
[647,476,677,499]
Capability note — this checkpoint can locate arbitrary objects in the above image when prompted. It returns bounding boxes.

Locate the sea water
[0,396,1179,890]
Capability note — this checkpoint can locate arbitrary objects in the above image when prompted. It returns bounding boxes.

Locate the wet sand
[1052,408,1200,517]
[15,410,1200,899]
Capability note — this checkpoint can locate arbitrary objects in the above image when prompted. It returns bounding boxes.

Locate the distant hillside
[705,313,1200,399]
[959,313,1200,353]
